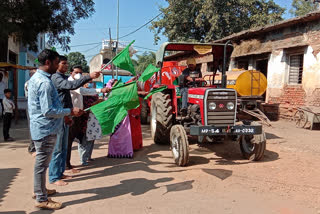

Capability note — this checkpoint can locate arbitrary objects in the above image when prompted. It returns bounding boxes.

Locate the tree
[67,52,89,73]
[290,0,318,17]
[0,0,95,52]
[150,0,285,44]
[135,52,156,74]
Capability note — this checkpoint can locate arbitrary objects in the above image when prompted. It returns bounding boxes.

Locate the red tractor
[148,42,266,166]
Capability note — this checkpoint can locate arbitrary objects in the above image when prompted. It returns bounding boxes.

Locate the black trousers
[0,99,3,118]
[3,113,12,140]
[66,116,84,169]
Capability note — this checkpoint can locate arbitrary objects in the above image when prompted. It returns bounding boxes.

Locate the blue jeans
[78,136,94,165]
[49,123,69,183]
[34,135,57,202]
[88,140,95,159]
[180,87,188,109]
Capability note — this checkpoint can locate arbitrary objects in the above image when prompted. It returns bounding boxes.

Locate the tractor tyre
[239,122,266,161]
[170,125,190,166]
[140,99,148,124]
[150,92,173,144]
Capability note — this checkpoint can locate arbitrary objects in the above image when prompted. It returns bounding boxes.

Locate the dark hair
[4,89,11,94]
[71,65,83,72]
[37,49,60,66]
[59,55,68,61]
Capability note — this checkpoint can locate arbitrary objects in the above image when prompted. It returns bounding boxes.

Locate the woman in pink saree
[106,79,133,158]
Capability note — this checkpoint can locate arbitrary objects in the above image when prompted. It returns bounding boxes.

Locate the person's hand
[131,76,138,81]
[70,107,83,117]
[92,99,104,106]
[138,91,148,96]
[101,87,111,93]
[90,71,101,79]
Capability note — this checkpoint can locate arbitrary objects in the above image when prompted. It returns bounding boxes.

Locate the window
[289,54,303,84]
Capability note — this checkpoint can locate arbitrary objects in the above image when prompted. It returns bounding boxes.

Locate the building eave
[215,11,320,43]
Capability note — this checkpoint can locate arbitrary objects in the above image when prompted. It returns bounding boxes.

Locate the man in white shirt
[2,89,15,141]
[66,65,109,169]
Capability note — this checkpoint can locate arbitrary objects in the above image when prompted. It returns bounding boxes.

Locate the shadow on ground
[0,168,20,205]
[265,132,282,140]
[190,139,279,166]
[52,177,194,208]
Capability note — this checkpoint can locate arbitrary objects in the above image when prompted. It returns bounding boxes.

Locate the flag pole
[116,0,120,79]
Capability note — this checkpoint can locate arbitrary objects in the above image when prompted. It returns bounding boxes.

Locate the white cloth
[86,112,102,141]
[24,80,29,98]
[3,97,15,114]
[68,76,101,109]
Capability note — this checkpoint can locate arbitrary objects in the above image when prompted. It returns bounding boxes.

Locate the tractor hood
[188,88,208,98]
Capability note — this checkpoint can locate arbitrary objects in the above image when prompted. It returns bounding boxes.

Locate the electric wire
[118,12,162,39]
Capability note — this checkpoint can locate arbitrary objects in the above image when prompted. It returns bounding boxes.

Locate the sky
[56,0,295,62]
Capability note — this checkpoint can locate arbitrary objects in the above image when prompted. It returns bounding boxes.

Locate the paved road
[0,120,319,214]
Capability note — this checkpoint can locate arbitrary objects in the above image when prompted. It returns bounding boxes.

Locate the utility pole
[109,27,114,79]
[116,0,120,79]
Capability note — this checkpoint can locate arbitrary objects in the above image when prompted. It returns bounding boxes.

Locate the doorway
[256,59,268,78]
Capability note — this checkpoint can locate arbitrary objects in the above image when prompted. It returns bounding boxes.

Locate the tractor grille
[205,89,237,126]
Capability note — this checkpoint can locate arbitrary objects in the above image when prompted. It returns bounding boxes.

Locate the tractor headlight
[209,102,216,110]
[227,102,235,110]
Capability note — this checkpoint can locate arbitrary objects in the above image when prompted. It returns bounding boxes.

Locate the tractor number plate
[190,125,262,136]
[233,128,255,134]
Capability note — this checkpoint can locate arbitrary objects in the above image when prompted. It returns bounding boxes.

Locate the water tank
[214,70,267,96]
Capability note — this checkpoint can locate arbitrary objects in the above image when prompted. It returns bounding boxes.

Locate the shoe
[4,137,14,142]
[35,198,62,210]
[81,162,89,166]
[32,189,56,199]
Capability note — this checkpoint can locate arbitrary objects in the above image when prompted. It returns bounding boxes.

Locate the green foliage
[150,0,285,44]
[290,0,318,17]
[135,52,156,74]
[0,0,95,51]
[66,52,89,73]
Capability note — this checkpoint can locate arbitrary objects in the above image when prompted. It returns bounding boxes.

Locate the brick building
[215,11,320,118]
[172,12,320,118]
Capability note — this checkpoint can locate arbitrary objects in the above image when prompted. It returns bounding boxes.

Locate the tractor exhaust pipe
[222,40,232,88]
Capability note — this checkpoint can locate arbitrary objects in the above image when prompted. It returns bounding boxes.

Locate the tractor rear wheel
[150,92,173,144]
[140,99,148,124]
[239,122,266,161]
[170,125,189,166]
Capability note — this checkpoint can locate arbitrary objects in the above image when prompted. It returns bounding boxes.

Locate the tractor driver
[179,58,204,116]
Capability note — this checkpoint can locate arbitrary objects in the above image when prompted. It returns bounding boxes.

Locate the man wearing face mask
[67,65,110,169]
[49,56,101,186]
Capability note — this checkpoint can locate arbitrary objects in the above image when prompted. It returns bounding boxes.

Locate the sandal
[35,198,62,210]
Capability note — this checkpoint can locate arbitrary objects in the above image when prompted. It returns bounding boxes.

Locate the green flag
[144,86,167,100]
[138,64,160,82]
[112,40,136,75]
[90,81,139,135]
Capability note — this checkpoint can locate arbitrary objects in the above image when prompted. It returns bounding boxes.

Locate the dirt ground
[0,119,319,214]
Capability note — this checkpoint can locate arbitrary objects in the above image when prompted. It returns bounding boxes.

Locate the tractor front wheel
[239,122,266,161]
[170,125,189,166]
[150,92,173,144]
